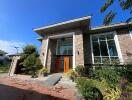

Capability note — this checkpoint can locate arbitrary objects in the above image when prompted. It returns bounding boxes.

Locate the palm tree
[100,0,132,25]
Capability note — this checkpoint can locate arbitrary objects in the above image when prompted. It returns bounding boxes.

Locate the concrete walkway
[41,73,63,87]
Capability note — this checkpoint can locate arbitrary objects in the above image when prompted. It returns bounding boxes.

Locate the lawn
[0,66,9,73]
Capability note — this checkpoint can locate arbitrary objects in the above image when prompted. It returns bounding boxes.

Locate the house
[0,50,8,65]
[34,16,132,73]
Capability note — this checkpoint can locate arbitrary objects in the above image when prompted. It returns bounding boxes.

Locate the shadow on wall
[0,84,67,100]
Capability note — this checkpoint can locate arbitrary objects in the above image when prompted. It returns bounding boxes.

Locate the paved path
[41,73,63,87]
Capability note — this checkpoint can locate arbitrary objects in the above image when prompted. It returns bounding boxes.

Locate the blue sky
[0,0,131,54]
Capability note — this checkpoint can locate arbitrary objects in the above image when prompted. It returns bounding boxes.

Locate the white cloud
[0,40,25,54]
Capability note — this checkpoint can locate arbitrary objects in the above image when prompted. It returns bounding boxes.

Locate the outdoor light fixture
[77,51,79,55]
[43,52,45,56]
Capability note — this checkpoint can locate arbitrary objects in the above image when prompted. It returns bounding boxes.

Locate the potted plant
[39,67,48,76]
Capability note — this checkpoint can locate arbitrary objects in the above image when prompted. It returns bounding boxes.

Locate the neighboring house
[7,53,21,60]
[34,16,132,73]
[0,50,8,65]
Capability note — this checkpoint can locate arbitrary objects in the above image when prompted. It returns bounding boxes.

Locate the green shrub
[90,67,120,88]
[114,65,132,82]
[39,67,48,75]
[66,69,78,81]
[104,87,121,100]
[18,45,42,75]
[76,77,103,100]
[75,65,85,76]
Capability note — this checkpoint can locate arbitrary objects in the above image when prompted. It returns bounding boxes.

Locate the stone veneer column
[117,30,132,63]
[74,30,84,67]
[46,39,57,72]
[40,38,47,66]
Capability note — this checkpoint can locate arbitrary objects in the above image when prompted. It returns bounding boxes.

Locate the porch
[46,36,74,73]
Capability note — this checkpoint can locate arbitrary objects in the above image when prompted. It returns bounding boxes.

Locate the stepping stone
[42,73,62,87]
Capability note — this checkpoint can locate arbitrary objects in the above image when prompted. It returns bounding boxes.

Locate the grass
[0,66,9,73]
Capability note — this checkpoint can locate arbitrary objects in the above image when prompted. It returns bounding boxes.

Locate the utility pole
[14,46,19,54]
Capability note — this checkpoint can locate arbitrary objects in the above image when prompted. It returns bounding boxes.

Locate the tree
[19,45,42,75]
[100,0,132,25]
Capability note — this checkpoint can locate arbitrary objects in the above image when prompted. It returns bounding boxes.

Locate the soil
[0,77,76,100]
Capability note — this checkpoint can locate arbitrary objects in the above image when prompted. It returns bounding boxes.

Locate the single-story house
[0,50,9,65]
[34,16,132,73]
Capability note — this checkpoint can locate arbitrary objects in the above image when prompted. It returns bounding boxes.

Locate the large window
[56,38,73,55]
[91,33,119,64]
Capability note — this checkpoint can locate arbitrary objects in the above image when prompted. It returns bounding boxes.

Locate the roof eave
[33,16,91,33]
[90,22,132,33]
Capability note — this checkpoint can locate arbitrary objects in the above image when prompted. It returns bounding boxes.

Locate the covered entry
[54,38,73,73]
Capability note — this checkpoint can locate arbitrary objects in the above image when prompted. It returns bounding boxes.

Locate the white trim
[43,38,49,67]
[48,32,74,39]
[91,22,132,31]
[90,35,94,64]
[73,33,76,69]
[34,16,91,31]
[114,32,124,64]
[130,31,132,40]
[90,31,124,64]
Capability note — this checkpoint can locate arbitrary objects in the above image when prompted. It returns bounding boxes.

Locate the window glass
[92,36,98,42]
[99,35,106,41]
[92,41,100,56]
[102,57,110,64]
[94,57,101,64]
[108,40,118,56]
[111,57,120,64]
[100,41,108,56]
[106,34,114,40]
[91,33,119,64]
[56,38,73,55]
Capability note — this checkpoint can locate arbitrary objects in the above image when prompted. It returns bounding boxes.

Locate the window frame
[56,38,73,55]
[90,31,123,64]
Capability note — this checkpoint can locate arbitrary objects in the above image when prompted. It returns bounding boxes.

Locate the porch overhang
[33,16,91,35]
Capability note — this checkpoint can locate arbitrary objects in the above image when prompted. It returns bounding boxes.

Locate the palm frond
[100,0,114,13]
[103,10,117,25]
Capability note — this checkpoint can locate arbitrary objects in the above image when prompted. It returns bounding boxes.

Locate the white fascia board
[33,16,91,31]
[91,22,132,31]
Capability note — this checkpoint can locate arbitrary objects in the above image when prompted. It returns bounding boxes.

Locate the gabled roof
[34,16,91,34]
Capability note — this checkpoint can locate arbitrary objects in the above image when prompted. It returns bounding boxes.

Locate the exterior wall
[46,39,57,72]
[39,38,47,66]
[117,30,132,63]
[74,30,84,66]
[83,33,92,65]
[40,28,85,72]
[39,28,132,71]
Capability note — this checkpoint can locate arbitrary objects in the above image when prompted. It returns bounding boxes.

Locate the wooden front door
[64,56,70,73]
[55,57,60,73]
